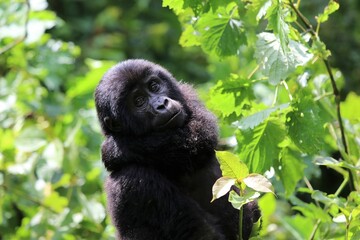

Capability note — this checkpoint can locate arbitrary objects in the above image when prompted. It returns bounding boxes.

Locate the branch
[289,1,354,191]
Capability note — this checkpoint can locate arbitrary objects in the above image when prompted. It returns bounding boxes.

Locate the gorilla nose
[154,97,169,111]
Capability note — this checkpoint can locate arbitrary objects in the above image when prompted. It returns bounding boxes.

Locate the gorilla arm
[106,165,226,240]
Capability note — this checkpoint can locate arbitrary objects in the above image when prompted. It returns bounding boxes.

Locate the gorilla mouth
[159,110,185,129]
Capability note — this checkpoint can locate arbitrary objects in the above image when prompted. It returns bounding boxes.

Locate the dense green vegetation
[1,0,359,239]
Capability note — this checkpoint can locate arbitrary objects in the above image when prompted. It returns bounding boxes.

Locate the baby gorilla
[95,59,260,240]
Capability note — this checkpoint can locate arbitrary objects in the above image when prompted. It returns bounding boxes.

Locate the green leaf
[243,173,274,193]
[286,94,326,154]
[207,78,251,119]
[162,0,184,14]
[228,190,260,210]
[179,24,201,47]
[15,127,47,152]
[196,8,246,56]
[255,32,313,85]
[233,103,289,129]
[266,1,289,51]
[256,0,272,21]
[341,92,360,122]
[317,0,339,23]
[211,177,236,202]
[216,151,249,179]
[276,148,306,198]
[311,38,331,59]
[237,118,286,173]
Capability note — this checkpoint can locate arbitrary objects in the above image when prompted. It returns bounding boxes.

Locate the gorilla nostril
[157,104,166,110]
[164,98,169,106]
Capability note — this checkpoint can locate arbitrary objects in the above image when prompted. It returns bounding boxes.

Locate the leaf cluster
[165,0,360,238]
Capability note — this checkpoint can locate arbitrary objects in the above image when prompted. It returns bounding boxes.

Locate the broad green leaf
[179,24,201,47]
[15,127,47,152]
[211,177,236,202]
[162,0,184,14]
[207,80,246,118]
[266,1,289,51]
[237,118,286,173]
[233,103,289,129]
[286,95,326,154]
[317,0,339,23]
[255,32,313,85]
[196,9,246,56]
[256,0,272,21]
[216,151,249,179]
[243,173,274,193]
[341,92,360,122]
[228,190,260,210]
[276,148,306,198]
[258,193,276,234]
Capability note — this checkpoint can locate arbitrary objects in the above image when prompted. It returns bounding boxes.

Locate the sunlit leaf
[255,32,313,85]
[233,103,289,129]
[211,177,236,202]
[162,0,184,14]
[286,94,326,154]
[196,8,246,56]
[243,173,274,193]
[237,118,286,173]
[216,151,249,179]
[317,0,339,23]
[341,92,360,122]
[276,147,306,198]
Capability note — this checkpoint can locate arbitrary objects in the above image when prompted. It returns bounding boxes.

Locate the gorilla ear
[104,117,122,132]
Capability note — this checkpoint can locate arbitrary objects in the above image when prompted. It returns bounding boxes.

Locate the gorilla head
[95,59,189,136]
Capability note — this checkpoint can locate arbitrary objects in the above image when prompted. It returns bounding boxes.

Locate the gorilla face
[95,59,188,136]
[125,74,187,131]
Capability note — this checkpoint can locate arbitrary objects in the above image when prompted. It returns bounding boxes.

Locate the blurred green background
[0,0,359,239]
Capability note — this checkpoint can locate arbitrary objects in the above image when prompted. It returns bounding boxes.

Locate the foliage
[164,0,360,239]
[1,0,360,239]
[0,0,114,239]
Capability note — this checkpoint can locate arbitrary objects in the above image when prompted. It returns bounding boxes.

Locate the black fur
[95,59,260,240]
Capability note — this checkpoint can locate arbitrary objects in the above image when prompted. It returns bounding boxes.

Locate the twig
[323,59,349,155]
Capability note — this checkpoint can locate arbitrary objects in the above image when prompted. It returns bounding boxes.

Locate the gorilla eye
[134,96,146,107]
[149,80,160,93]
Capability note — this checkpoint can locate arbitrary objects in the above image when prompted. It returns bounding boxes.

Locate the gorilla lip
[159,110,183,129]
